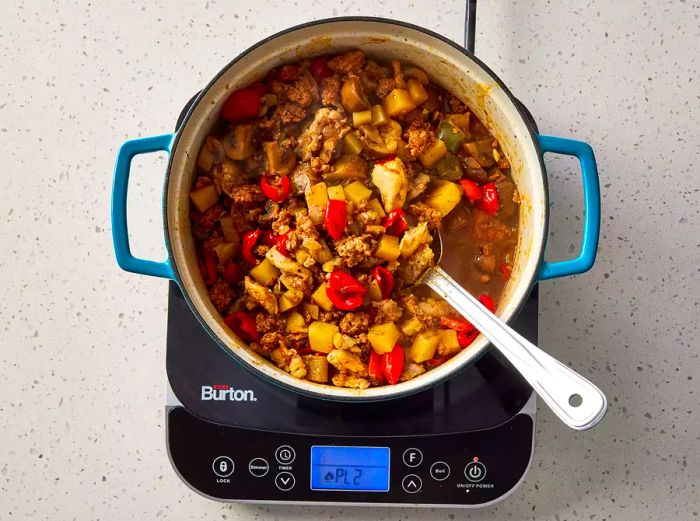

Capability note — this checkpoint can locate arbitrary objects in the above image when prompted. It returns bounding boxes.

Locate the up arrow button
[401,474,422,493]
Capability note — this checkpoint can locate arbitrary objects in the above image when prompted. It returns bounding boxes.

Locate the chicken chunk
[397,243,434,285]
[370,157,408,212]
[327,349,367,375]
[331,373,370,389]
[297,108,349,163]
[244,276,279,314]
[399,221,431,259]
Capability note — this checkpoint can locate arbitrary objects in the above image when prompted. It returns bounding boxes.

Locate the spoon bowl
[418,228,607,430]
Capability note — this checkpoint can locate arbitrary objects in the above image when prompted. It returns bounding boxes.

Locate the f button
[402,448,423,468]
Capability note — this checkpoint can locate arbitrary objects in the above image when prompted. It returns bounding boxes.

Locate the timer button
[429,461,450,481]
[212,456,234,478]
[275,445,296,464]
[464,461,486,482]
[401,474,422,493]
[274,471,295,491]
[402,448,423,467]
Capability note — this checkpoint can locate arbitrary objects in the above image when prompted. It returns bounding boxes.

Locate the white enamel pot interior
[165,17,547,401]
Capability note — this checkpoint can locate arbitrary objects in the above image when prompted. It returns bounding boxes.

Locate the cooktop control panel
[167,407,533,506]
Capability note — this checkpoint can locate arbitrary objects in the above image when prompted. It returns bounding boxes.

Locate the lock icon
[213,456,235,477]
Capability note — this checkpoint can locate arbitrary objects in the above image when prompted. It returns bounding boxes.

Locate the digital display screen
[310,446,390,492]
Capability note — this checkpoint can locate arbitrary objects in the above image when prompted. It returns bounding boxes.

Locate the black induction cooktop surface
[165,282,537,436]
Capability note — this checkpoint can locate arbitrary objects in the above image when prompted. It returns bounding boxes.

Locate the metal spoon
[419,231,607,430]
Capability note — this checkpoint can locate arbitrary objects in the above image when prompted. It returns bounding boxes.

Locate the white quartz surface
[0,1,698,519]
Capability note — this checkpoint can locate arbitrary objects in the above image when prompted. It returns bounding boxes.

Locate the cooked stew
[189,49,519,388]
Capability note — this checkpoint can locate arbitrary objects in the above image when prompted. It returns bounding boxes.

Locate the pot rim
[162,16,548,402]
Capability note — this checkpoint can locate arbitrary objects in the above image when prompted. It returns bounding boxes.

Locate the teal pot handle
[536,135,601,281]
[111,134,175,279]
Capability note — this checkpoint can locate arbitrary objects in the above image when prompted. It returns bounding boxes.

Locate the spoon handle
[424,266,607,431]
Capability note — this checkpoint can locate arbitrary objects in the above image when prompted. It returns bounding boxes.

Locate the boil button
[429,461,450,481]
[464,461,486,482]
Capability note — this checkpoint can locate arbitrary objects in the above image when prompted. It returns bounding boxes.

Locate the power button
[464,461,486,482]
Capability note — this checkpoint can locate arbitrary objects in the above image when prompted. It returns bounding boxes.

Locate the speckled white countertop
[1,1,698,519]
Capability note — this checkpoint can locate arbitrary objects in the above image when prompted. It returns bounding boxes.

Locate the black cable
[464,0,477,53]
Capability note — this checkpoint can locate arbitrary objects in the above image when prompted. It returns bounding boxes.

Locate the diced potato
[189,185,219,212]
[327,185,345,201]
[418,139,448,167]
[367,198,386,218]
[343,132,364,156]
[371,105,388,126]
[295,249,310,265]
[321,260,335,273]
[401,317,424,337]
[306,181,328,207]
[306,356,329,383]
[302,237,333,264]
[352,110,372,127]
[279,289,303,312]
[399,222,430,259]
[407,79,429,105]
[424,180,463,217]
[285,311,307,333]
[311,283,334,311]
[306,182,329,225]
[302,303,319,320]
[437,329,461,355]
[343,181,372,203]
[366,279,383,301]
[249,258,280,286]
[368,323,402,354]
[308,321,339,354]
[383,88,417,117]
[374,235,400,262]
[408,331,440,362]
[218,216,239,244]
[213,242,239,266]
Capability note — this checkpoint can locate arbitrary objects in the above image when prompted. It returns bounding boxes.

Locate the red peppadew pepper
[371,266,395,299]
[477,182,500,215]
[382,208,408,235]
[224,311,260,343]
[221,87,262,122]
[198,250,218,286]
[499,262,511,281]
[460,179,482,202]
[479,293,496,313]
[324,199,347,240]
[375,154,396,165]
[260,175,291,203]
[275,232,291,257]
[242,229,263,265]
[223,261,245,284]
[382,343,404,385]
[326,270,366,311]
[439,316,475,333]
[368,350,384,384]
[309,56,332,82]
